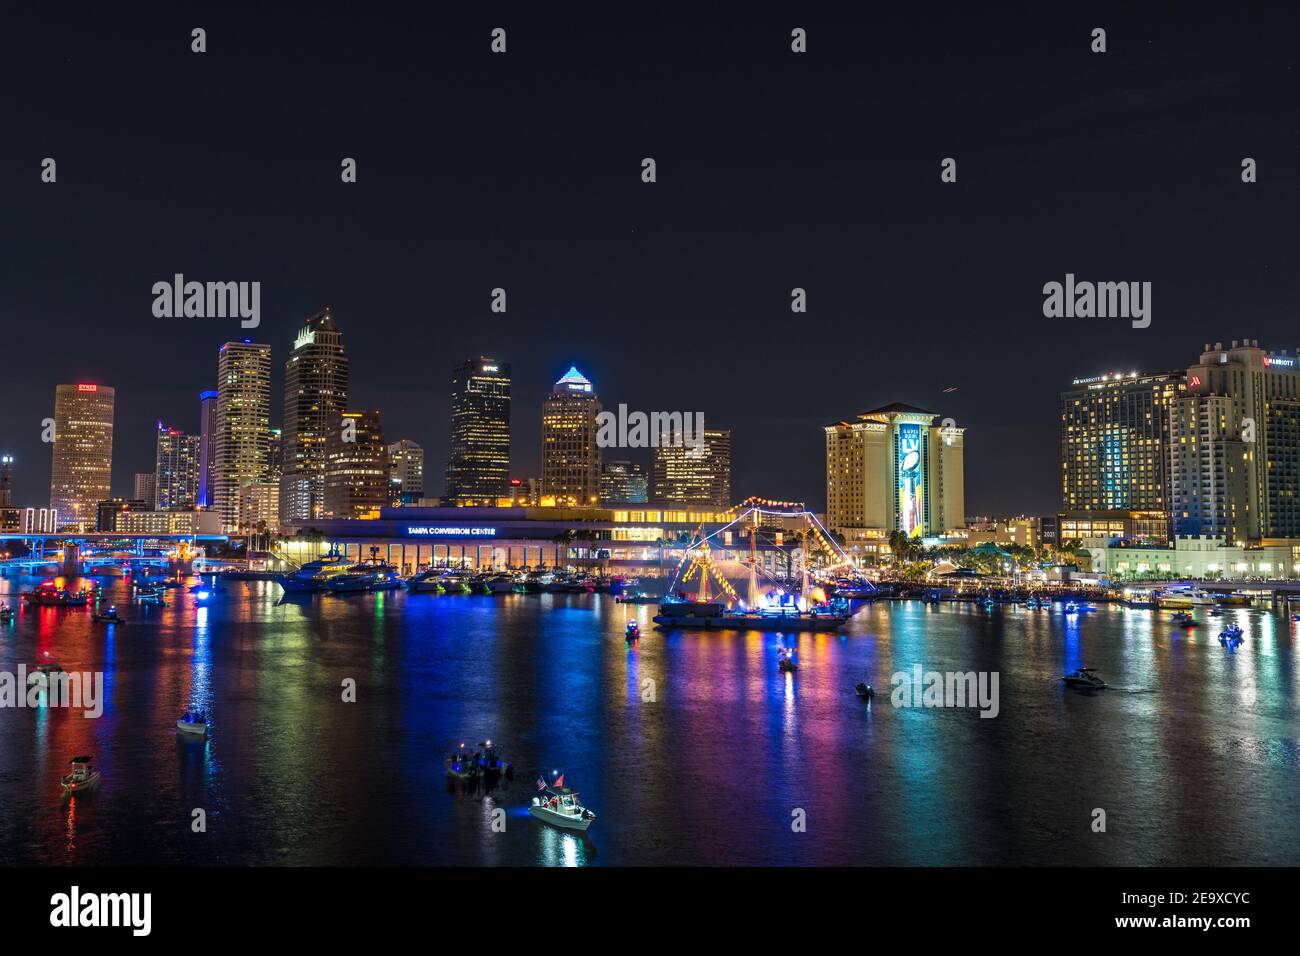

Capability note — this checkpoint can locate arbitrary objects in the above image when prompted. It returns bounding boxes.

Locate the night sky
[3,5,1299,516]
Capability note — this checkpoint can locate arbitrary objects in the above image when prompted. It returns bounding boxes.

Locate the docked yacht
[529,775,595,831]
[277,553,353,593]
[522,571,555,593]
[1157,587,1217,609]
[486,573,520,594]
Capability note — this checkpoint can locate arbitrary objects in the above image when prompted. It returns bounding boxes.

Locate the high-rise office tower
[154,422,202,511]
[445,358,510,505]
[324,410,387,519]
[133,472,156,504]
[214,339,273,532]
[652,429,731,508]
[1059,369,1186,543]
[281,308,349,526]
[1172,340,1300,542]
[824,404,964,541]
[388,438,425,506]
[541,366,601,506]
[197,390,218,508]
[0,455,18,532]
[600,460,649,505]
[49,383,115,532]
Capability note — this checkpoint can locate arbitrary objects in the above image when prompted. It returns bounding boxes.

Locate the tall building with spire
[541,366,601,506]
[49,383,115,532]
[445,358,511,505]
[281,308,349,527]
[214,340,273,532]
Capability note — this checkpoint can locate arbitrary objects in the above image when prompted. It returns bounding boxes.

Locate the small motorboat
[1023,598,1041,610]
[1171,611,1195,628]
[32,655,64,677]
[176,710,208,736]
[92,606,126,624]
[615,592,656,604]
[1061,667,1107,689]
[855,682,873,702]
[1219,625,1244,647]
[61,756,101,795]
[477,740,512,779]
[778,650,798,673]
[529,775,595,831]
[445,743,480,780]
[0,603,13,622]
[625,620,640,640]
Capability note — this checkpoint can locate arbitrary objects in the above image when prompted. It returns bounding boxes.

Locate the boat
[0,603,13,622]
[1215,592,1253,608]
[277,552,353,592]
[1061,667,1107,689]
[1122,588,1160,609]
[23,583,90,607]
[176,710,208,736]
[1157,587,1217,609]
[32,659,64,677]
[652,600,849,632]
[625,620,640,640]
[486,573,520,594]
[91,606,126,624]
[1219,624,1244,647]
[405,569,444,592]
[615,591,657,604]
[60,756,101,794]
[467,575,492,594]
[436,573,471,594]
[476,741,512,779]
[529,775,595,831]
[855,682,873,701]
[522,571,554,593]
[445,743,481,780]
[1171,611,1195,628]
[778,648,798,673]
[1062,601,1096,615]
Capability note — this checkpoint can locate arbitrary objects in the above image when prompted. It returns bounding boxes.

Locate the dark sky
[3,4,1299,515]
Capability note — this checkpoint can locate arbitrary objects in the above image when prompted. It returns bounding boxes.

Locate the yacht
[486,573,520,595]
[1157,587,1217,609]
[1061,667,1107,689]
[529,776,595,831]
[277,553,352,593]
[24,583,90,607]
[522,571,555,593]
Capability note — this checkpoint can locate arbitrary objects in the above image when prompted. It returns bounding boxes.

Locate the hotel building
[388,438,425,506]
[154,422,202,511]
[652,429,731,508]
[1058,370,1186,544]
[323,410,388,520]
[49,383,115,532]
[445,358,510,505]
[214,340,273,532]
[281,309,349,525]
[824,403,964,546]
[541,366,601,507]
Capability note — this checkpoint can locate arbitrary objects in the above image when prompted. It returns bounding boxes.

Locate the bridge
[0,531,228,576]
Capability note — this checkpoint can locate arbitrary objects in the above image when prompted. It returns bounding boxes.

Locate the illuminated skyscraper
[652,429,731,508]
[154,422,202,511]
[214,340,273,532]
[600,460,649,505]
[0,455,18,532]
[197,390,218,508]
[445,358,510,505]
[281,308,349,526]
[324,410,387,519]
[824,404,964,544]
[388,438,425,505]
[49,383,115,532]
[1058,370,1184,543]
[541,366,601,506]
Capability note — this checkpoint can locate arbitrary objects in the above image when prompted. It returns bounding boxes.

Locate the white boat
[487,573,520,594]
[61,756,101,794]
[176,711,208,736]
[1157,588,1217,609]
[529,777,595,831]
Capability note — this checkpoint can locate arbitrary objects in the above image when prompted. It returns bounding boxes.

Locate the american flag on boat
[536,776,547,790]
